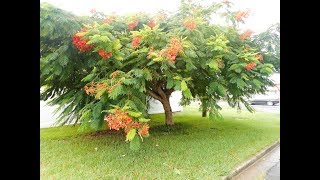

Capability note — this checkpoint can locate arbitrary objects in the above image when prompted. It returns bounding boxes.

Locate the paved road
[233,145,280,180]
[217,101,280,114]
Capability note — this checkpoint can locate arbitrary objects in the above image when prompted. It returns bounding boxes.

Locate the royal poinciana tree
[41,0,274,149]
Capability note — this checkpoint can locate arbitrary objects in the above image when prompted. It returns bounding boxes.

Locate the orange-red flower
[245,62,257,71]
[111,71,119,78]
[256,54,264,61]
[99,49,112,59]
[240,30,254,40]
[84,83,96,95]
[72,32,93,52]
[148,19,156,29]
[183,18,197,30]
[104,16,116,24]
[160,37,183,63]
[138,124,150,135]
[128,18,139,30]
[132,36,141,48]
[235,10,250,22]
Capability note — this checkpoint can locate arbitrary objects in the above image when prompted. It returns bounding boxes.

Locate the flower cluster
[240,30,253,40]
[147,47,154,59]
[111,70,119,78]
[128,18,139,30]
[160,37,183,63]
[132,36,141,48]
[99,49,112,59]
[245,62,257,71]
[183,18,197,30]
[148,19,156,29]
[256,54,264,61]
[235,10,250,22]
[72,32,93,52]
[104,16,116,24]
[105,108,150,136]
[84,82,107,95]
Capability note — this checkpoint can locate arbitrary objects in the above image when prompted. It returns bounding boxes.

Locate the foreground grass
[40,106,279,179]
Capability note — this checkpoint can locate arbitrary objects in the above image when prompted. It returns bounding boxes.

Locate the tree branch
[147,90,163,102]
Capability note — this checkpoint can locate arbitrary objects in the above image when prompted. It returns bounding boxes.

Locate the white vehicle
[248,73,280,106]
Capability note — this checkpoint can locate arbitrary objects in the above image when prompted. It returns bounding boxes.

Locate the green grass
[40,106,279,179]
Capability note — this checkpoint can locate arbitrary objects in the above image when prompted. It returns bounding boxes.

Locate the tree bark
[161,96,174,125]
[202,109,207,117]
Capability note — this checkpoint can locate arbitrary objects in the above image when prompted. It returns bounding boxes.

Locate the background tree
[250,23,280,72]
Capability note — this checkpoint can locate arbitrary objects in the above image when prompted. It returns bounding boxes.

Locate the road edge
[222,139,280,180]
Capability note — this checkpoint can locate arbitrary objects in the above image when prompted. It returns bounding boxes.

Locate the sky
[40,0,279,34]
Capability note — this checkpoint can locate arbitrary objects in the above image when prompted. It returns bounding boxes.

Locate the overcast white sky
[40,0,279,34]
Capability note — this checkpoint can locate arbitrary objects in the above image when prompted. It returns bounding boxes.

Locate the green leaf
[54,64,62,75]
[138,118,150,122]
[130,136,141,151]
[252,79,262,88]
[92,102,103,120]
[181,80,188,91]
[108,85,124,99]
[166,78,174,89]
[208,59,218,70]
[113,39,122,50]
[182,88,193,99]
[236,78,246,89]
[95,87,107,99]
[81,73,94,82]
[128,111,142,117]
[58,56,68,66]
[217,84,226,96]
[126,129,136,141]
[113,53,124,61]
[143,69,152,81]
[79,109,91,121]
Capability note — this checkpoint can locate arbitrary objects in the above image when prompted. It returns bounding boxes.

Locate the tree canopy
[40,0,274,149]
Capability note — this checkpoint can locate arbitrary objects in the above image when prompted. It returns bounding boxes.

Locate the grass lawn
[40,106,280,179]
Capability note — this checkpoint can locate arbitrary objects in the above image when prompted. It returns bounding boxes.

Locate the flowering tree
[41,0,274,149]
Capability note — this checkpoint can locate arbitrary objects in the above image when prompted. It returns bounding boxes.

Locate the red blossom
[132,36,141,48]
[160,37,183,63]
[235,10,250,22]
[104,16,116,24]
[183,18,197,30]
[128,18,139,30]
[72,33,93,52]
[148,19,156,29]
[256,54,264,61]
[240,30,254,40]
[138,124,150,135]
[99,49,112,59]
[245,62,257,71]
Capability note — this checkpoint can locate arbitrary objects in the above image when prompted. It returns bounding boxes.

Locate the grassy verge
[41,106,280,179]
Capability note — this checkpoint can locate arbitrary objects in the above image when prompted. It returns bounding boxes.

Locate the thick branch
[157,84,167,100]
[147,90,163,102]
[165,88,174,97]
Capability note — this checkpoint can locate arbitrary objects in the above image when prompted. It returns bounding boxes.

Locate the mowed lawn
[40,106,280,179]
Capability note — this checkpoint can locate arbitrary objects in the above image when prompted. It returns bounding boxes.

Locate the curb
[222,139,280,180]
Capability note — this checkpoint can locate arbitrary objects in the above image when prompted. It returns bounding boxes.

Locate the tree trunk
[202,109,207,117]
[161,97,174,126]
